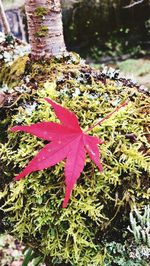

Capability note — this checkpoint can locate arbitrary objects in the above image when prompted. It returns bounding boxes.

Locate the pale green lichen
[128,205,150,247]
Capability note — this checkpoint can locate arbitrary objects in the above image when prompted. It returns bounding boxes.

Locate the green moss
[35,26,49,37]
[35,6,48,17]
[0,55,150,265]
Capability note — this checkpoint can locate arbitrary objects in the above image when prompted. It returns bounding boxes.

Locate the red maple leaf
[10,98,128,208]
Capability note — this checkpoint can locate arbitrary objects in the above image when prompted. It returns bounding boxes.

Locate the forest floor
[117,58,150,89]
[92,57,150,89]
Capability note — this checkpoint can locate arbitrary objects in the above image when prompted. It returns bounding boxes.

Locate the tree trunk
[0,0,11,35]
[25,0,66,60]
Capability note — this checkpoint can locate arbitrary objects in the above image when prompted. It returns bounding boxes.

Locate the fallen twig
[123,0,145,9]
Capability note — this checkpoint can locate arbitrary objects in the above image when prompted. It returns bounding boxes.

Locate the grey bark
[25,0,66,59]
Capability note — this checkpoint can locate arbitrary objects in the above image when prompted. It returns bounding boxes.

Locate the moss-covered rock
[0,37,149,265]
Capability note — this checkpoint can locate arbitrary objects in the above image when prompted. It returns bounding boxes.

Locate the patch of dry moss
[35,6,48,17]
[0,55,28,87]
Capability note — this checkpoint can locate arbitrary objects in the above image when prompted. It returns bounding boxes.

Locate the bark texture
[25,0,66,59]
[0,0,10,35]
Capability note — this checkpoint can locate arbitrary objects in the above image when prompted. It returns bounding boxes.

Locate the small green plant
[128,205,150,247]
[22,248,44,266]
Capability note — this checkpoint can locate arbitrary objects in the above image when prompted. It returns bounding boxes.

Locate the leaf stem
[85,101,128,133]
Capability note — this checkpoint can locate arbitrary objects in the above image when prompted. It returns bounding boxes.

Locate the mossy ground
[0,45,150,265]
